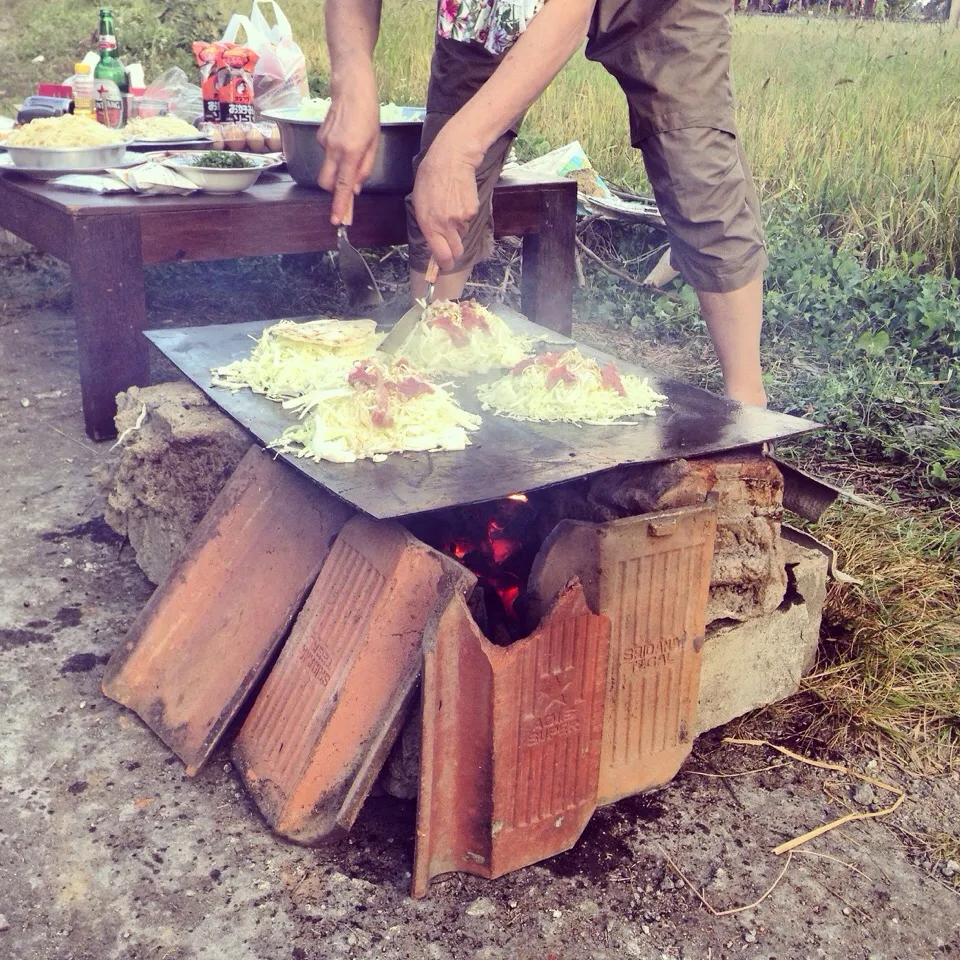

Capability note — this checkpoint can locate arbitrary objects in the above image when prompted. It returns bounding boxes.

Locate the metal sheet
[771,456,841,521]
[146,308,820,519]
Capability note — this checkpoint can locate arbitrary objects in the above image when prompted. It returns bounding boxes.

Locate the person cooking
[318,0,768,408]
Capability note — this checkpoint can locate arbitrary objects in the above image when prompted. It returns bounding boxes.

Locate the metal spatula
[337,194,383,310]
[379,257,439,355]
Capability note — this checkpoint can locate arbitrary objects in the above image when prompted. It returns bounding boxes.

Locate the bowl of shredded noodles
[5,115,131,169]
[124,115,205,142]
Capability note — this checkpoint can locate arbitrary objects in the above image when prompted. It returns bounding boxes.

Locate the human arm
[317,0,382,224]
[412,0,595,269]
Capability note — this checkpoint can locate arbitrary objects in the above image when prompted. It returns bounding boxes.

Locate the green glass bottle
[94,7,128,128]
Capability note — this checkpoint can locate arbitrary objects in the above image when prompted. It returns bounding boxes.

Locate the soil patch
[0,250,957,960]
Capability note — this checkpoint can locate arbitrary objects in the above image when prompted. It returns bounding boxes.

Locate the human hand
[411,132,482,271]
[317,74,380,226]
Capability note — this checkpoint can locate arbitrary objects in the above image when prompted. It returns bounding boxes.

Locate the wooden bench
[0,174,577,440]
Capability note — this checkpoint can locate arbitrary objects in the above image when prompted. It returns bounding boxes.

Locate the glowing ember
[490,536,518,564]
[499,584,520,618]
[407,494,540,643]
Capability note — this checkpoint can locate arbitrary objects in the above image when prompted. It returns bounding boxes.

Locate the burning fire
[410,493,538,642]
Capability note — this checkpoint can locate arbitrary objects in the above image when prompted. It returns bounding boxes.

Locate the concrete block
[695,539,829,734]
[588,453,787,624]
[96,383,253,584]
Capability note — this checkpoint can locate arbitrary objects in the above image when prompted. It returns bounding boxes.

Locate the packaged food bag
[193,37,259,124]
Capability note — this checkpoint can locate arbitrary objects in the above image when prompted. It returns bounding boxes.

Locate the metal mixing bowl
[4,139,133,170]
[262,107,424,192]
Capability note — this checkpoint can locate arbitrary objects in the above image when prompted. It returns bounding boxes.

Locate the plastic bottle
[71,63,96,121]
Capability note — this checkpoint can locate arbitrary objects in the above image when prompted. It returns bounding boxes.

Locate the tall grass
[9,2,957,268]
[752,506,960,772]
[283,2,960,272]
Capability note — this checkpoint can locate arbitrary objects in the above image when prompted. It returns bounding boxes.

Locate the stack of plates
[127,133,213,152]
[0,139,139,180]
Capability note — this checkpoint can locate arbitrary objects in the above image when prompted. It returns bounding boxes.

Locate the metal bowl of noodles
[4,139,133,170]
[262,105,425,193]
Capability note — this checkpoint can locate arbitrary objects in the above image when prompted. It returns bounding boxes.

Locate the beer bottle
[94,7,128,128]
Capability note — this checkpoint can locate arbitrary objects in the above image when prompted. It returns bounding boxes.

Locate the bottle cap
[74,63,91,74]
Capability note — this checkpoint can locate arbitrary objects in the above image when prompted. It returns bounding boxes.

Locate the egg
[245,125,265,153]
[222,123,247,152]
[265,125,283,152]
[206,126,225,150]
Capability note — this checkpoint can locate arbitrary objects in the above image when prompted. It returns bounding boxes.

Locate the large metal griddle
[146,307,819,519]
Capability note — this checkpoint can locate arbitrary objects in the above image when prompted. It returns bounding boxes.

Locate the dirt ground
[0,245,958,960]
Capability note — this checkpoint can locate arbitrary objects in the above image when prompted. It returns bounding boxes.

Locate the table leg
[71,215,150,441]
[520,183,577,337]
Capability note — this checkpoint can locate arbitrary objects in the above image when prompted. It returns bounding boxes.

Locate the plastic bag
[142,67,203,122]
[506,141,612,198]
[221,1,308,116]
[48,174,133,194]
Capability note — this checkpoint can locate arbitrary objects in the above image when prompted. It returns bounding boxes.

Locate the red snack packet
[193,41,259,124]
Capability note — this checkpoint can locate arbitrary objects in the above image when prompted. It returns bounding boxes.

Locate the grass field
[280,2,960,273]
[7,3,960,270]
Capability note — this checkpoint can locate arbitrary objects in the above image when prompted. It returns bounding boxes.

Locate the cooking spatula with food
[337,194,383,310]
[379,257,439,355]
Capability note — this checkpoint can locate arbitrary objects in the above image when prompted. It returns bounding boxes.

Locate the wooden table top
[0,170,571,219]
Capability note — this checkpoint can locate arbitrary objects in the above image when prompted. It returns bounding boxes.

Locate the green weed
[575,203,960,495]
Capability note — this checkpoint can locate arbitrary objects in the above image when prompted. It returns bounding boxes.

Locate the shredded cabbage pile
[397,299,534,376]
[297,98,414,123]
[211,318,382,400]
[476,349,667,425]
[7,114,126,147]
[273,357,481,463]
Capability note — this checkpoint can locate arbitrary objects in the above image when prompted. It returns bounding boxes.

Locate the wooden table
[0,173,577,440]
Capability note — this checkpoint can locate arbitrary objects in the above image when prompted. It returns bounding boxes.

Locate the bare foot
[726,386,768,408]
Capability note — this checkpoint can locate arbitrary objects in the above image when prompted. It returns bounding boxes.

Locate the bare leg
[410,266,471,302]
[697,274,767,407]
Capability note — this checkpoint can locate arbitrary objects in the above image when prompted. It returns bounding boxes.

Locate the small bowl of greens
[163,150,280,194]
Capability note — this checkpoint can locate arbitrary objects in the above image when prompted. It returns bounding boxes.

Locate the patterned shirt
[437,0,547,56]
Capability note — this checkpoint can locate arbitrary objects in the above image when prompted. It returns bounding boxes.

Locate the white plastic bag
[221,1,308,116]
[142,67,203,122]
